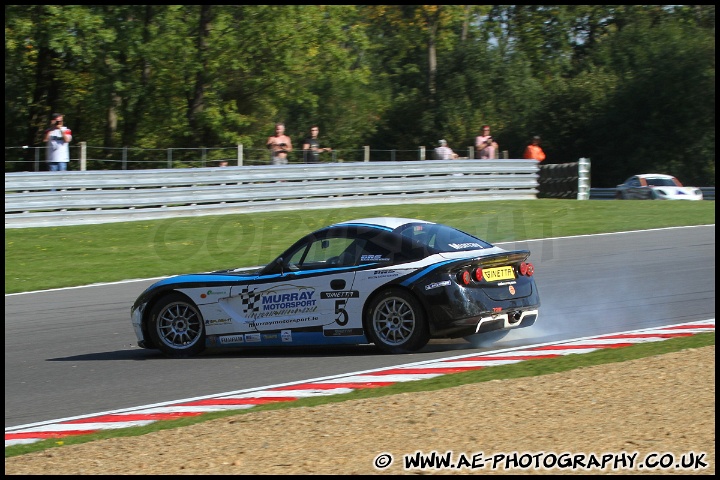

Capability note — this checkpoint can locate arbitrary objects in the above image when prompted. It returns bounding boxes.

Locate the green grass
[5,332,714,458]
[4,199,715,458]
[4,199,715,294]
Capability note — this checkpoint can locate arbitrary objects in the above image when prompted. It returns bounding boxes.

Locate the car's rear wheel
[364,288,429,354]
[148,293,206,358]
[463,329,510,347]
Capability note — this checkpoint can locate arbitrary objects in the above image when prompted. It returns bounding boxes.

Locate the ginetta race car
[615,174,703,200]
[131,217,540,357]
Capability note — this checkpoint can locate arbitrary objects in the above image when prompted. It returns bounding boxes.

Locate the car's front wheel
[364,288,429,354]
[148,293,206,358]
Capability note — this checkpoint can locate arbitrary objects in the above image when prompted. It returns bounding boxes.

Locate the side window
[288,237,356,270]
[358,239,394,264]
[334,239,366,266]
[286,245,308,270]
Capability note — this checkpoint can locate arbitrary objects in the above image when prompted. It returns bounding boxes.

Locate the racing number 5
[335,299,349,326]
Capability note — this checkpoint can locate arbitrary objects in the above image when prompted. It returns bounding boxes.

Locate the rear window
[397,223,492,252]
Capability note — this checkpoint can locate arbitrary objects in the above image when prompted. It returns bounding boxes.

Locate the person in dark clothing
[302,125,332,163]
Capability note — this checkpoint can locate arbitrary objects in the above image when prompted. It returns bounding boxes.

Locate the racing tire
[148,292,206,358]
[364,288,429,354]
[463,329,510,348]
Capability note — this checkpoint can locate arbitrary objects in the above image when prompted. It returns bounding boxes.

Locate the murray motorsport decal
[238,284,318,319]
[234,284,360,328]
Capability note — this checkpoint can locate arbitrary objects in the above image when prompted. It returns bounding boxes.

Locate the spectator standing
[43,113,72,171]
[434,139,458,160]
[523,135,546,162]
[302,125,332,163]
[474,125,498,159]
[266,122,293,165]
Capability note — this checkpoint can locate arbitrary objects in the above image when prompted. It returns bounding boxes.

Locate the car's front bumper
[131,302,149,348]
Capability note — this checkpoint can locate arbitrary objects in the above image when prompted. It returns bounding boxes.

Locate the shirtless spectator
[266,122,293,165]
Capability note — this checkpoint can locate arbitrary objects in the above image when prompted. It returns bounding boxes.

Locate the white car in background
[615,174,703,200]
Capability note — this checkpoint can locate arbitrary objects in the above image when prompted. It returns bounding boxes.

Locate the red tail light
[459,270,471,285]
[519,262,535,276]
[474,267,483,281]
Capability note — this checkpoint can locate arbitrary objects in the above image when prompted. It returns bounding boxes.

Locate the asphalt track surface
[4,226,715,430]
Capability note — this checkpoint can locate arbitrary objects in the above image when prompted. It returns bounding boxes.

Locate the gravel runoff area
[4,345,715,475]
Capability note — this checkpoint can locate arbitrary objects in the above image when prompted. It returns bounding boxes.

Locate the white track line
[5,318,714,448]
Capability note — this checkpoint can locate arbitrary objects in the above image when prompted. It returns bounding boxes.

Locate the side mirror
[261,256,284,275]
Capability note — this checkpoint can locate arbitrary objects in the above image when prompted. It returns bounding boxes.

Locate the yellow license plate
[482,266,515,282]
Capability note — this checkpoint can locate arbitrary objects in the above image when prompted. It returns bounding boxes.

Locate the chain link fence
[5,144,457,172]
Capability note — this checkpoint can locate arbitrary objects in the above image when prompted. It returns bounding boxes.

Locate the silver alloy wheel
[371,295,417,346]
[155,300,203,350]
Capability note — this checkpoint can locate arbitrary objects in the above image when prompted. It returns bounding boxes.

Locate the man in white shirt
[434,139,458,160]
[43,113,73,171]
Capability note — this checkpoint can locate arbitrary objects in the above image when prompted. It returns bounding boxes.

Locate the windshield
[396,223,492,252]
[646,178,678,187]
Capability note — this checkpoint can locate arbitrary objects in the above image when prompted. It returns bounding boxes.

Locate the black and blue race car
[131,217,540,357]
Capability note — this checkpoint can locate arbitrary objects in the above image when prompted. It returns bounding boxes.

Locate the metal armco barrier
[6,160,540,228]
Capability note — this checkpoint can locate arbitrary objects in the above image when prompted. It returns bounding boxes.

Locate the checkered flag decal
[238,286,262,314]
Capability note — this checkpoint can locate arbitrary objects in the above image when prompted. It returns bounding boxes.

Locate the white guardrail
[5,160,541,229]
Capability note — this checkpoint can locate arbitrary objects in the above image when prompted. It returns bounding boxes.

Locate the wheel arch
[361,284,425,332]
[141,288,195,349]
[361,284,431,354]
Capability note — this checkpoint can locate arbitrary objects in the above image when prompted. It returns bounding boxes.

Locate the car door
[626,177,646,199]
[227,235,358,337]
